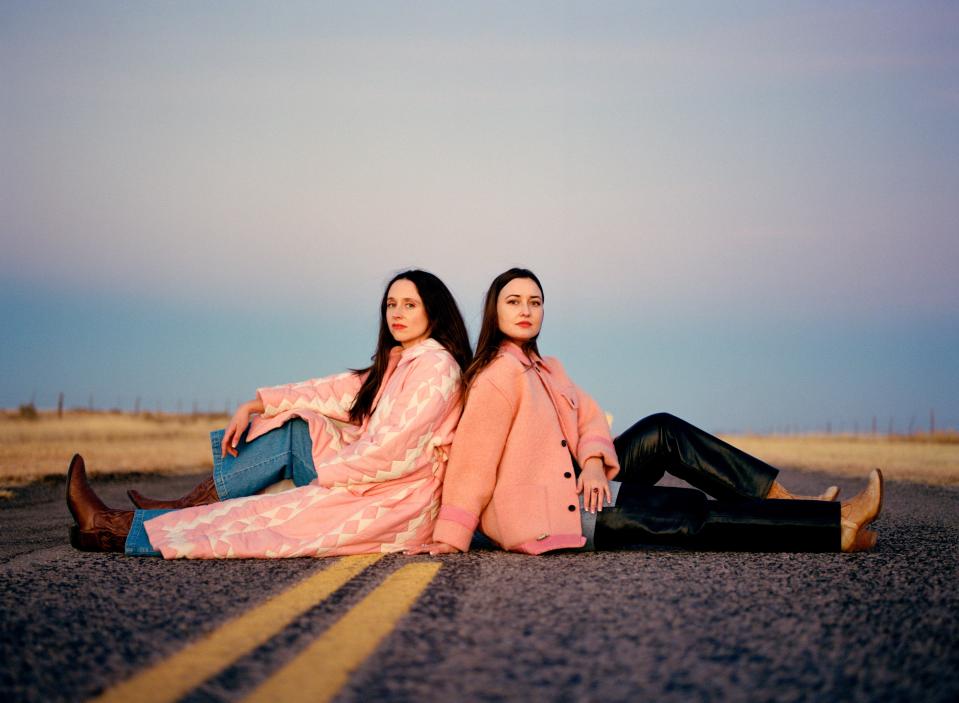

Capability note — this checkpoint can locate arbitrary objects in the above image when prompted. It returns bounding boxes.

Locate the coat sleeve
[574,384,621,480]
[432,374,515,552]
[314,352,461,487]
[256,371,365,422]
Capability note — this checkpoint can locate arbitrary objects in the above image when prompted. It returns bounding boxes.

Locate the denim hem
[210,429,230,499]
[124,509,170,557]
[292,455,319,488]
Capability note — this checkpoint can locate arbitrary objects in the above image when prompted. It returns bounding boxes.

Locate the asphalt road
[1,469,957,702]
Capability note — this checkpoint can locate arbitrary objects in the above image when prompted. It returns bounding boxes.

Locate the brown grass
[719,433,959,486]
[1,411,957,487]
[0,410,227,486]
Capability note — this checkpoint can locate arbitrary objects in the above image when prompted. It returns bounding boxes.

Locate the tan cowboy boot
[840,468,884,552]
[766,481,841,502]
[846,528,878,552]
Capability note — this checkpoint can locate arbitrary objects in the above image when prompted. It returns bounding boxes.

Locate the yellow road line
[243,561,442,703]
[91,554,383,703]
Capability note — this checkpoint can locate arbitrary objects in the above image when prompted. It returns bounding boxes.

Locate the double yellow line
[91,555,440,703]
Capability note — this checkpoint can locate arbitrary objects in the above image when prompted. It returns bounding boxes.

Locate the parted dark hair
[349,269,472,424]
[463,267,544,389]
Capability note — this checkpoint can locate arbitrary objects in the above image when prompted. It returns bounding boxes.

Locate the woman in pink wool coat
[66,269,473,558]
[415,268,883,557]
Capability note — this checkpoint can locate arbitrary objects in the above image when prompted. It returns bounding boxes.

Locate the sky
[2,1,958,433]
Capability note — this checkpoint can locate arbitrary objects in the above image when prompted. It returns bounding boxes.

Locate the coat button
[564,471,572,479]
[561,439,567,447]
[568,504,576,512]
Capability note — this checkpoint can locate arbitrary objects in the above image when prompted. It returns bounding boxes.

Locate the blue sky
[2,1,957,433]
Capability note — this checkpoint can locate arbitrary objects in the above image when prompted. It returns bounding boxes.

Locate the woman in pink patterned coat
[65,270,472,558]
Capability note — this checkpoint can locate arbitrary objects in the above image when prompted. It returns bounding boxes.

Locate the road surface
[1,469,957,702]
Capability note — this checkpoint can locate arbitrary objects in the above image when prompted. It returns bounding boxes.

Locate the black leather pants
[594,483,840,552]
[613,412,778,501]
[596,413,841,552]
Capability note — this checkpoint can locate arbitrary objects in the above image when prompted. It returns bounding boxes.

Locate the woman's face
[386,278,430,348]
[497,277,544,343]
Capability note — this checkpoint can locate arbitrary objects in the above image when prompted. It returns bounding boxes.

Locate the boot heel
[69,525,98,551]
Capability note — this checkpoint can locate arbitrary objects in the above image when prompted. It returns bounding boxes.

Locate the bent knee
[614,412,685,444]
[645,412,681,426]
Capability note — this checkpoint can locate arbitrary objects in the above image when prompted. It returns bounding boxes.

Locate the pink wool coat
[432,342,620,554]
[144,338,462,559]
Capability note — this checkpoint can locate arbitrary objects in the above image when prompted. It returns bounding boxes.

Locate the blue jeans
[125,509,172,556]
[124,418,317,557]
[210,417,317,500]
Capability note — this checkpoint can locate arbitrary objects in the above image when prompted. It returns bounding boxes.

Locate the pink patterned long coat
[144,339,463,559]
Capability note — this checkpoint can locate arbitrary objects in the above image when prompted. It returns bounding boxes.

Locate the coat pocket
[491,484,550,548]
[559,388,578,410]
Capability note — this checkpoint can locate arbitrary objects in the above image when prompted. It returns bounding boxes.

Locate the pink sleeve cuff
[433,510,478,552]
[256,386,284,416]
[580,433,615,452]
[577,434,621,479]
[438,505,479,531]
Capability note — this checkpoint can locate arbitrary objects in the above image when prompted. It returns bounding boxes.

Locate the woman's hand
[577,458,611,513]
[221,398,264,458]
[404,542,461,556]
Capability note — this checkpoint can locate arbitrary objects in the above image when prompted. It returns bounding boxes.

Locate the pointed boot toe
[841,468,884,533]
[125,477,219,510]
[127,489,158,509]
[819,485,840,502]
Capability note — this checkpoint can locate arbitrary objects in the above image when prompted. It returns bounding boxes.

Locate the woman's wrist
[582,457,605,474]
[243,398,265,414]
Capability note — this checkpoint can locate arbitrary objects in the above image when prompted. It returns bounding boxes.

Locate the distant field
[1,411,957,488]
[719,432,959,486]
[0,411,227,486]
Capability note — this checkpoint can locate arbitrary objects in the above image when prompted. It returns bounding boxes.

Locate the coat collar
[500,340,551,373]
[393,337,445,367]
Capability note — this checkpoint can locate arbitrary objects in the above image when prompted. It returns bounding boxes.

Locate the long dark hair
[463,267,544,389]
[349,269,472,424]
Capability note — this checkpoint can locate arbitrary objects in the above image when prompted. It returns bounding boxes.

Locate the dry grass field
[719,432,959,486]
[0,410,227,487]
[1,411,957,490]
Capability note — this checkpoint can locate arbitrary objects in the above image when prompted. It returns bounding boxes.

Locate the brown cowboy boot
[127,476,219,510]
[65,454,134,552]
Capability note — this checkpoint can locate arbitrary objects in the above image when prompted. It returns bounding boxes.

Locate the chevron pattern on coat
[144,339,462,559]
